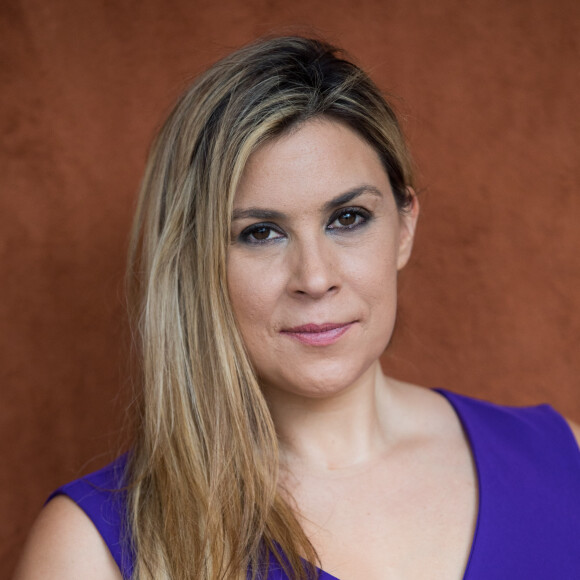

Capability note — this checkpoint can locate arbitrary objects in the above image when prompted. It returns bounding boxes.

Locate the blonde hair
[126,36,414,579]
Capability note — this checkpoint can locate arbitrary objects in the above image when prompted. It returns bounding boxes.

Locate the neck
[264,362,399,473]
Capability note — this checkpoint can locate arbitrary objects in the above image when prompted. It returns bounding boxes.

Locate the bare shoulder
[566,418,580,449]
[13,495,122,580]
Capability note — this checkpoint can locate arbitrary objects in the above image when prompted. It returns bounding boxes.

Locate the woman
[15,36,580,580]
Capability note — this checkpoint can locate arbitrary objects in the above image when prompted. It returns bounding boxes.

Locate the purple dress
[49,389,580,578]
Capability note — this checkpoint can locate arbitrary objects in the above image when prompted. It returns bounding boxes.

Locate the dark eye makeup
[237,206,372,245]
[238,223,284,244]
[327,207,371,231]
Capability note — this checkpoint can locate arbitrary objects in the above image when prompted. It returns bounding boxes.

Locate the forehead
[234,119,391,210]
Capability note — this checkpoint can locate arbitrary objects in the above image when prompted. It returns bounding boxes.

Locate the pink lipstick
[281,322,354,346]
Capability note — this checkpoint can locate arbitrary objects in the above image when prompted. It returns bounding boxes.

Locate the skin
[13,495,121,579]
[227,119,480,579]
[14,117,580,579]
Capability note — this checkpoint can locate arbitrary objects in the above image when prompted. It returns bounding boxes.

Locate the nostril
[294,284,337,298]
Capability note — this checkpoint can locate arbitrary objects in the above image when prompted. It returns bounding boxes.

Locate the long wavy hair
[126,36,414,579]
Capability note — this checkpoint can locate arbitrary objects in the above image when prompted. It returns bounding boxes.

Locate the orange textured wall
[2,0,579,575]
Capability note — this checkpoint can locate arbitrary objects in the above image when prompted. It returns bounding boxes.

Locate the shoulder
[13,495,122,580]
[14,456,131,579]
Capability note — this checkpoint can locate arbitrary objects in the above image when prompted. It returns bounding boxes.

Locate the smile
[280,322,355,346]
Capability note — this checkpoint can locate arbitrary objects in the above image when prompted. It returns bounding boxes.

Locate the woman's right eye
[239,224,284,244]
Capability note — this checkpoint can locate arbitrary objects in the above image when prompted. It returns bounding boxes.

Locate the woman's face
[227,118,418,400]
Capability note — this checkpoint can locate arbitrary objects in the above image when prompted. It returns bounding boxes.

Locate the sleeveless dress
[48,389,580,579]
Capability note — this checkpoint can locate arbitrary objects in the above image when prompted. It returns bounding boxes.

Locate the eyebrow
[231,185,383,221]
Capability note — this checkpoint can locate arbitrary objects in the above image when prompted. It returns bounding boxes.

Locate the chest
[286,444,478,579]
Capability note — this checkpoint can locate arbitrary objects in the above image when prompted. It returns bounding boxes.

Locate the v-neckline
[433,388,482,580]
[307,388,482,580]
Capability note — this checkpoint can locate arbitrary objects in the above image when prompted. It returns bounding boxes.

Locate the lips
[280,322,354,346]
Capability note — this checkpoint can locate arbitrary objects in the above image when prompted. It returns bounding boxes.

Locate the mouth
[280,322,355,346]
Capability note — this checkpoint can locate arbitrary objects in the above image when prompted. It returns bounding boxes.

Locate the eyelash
[327,206,371,232]
[238,207,371,245]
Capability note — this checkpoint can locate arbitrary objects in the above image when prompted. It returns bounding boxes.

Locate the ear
[396,189,419,271]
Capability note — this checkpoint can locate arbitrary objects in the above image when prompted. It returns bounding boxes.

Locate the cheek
[228,265,256,327]
[345,237,400,345]
[227,257,285,380]
[227,253,280,332]
[346,233,400,296]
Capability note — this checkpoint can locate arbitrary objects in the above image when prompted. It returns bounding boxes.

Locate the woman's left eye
[327,208,370,231]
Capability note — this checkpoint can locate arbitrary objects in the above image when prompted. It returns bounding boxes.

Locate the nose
[287,236,339,299]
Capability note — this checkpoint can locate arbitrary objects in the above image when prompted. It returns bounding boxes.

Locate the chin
[261,358,380,400]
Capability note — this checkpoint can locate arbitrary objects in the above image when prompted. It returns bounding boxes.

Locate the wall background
[2,0,579,575]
